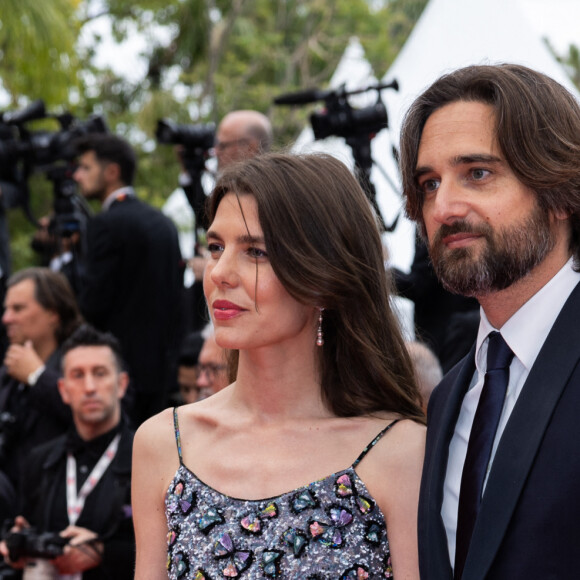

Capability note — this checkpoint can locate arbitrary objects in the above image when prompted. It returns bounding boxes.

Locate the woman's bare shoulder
[355,418,426,484]
[371,418,425,465]
[133,407,181,461]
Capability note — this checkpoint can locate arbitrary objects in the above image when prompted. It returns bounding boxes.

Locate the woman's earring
[316,308,324,347]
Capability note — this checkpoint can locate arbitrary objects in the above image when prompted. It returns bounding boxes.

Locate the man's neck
[34,337,58,364]
[479,251,572,328]
[75,415,121,442]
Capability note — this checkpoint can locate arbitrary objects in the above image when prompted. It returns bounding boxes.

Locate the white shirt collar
[102,186,135,211]
[476,258,580,373]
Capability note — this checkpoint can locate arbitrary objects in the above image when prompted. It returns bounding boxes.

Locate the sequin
[198,506,224,534]
[282,527,308,557]
[291,488,318,513]
[240,502,279,534]
[342,566,370,579]
[171,552,189,578]
[261,550,283,577]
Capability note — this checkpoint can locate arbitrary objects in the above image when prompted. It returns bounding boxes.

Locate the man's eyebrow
[451,153,503,166]
[414,154,503,179]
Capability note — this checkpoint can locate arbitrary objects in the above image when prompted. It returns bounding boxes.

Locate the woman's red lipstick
[212,299,245,320]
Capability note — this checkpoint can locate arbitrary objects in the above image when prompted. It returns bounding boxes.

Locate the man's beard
[429,203,555,297]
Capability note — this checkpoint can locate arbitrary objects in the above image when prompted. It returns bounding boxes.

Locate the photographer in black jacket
[0,324,134,579]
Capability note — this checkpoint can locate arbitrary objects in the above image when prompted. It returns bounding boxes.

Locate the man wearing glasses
[213,110,273,172]
[178,330,228,405]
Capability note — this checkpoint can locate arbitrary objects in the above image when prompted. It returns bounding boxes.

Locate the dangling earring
[316,308,324,347]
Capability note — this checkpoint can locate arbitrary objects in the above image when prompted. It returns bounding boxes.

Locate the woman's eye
[248,247,267,259]
[208,242,223,254]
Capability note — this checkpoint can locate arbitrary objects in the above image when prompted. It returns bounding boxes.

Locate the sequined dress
[166,408,398,579]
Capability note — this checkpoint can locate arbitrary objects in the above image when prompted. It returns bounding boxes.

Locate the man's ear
[104,161,121,184]
[247,138,260,157]
[57,377,70,405]
[553,207,571,221]
[117,371,130,400]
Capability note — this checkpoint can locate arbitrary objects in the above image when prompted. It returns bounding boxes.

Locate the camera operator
[0,324,134,580]
[0,268,82,489]
[73,134,183,426]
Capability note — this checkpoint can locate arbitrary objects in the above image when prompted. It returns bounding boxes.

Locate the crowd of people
[0,62,577,579]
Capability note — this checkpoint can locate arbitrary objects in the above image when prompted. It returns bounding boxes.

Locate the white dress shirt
[442,258,580,568]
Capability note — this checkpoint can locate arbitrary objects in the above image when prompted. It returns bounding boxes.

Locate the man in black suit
[74,134,183,425]
[399,63,580,579]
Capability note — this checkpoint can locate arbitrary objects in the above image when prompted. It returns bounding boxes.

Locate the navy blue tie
[455,331,514,579]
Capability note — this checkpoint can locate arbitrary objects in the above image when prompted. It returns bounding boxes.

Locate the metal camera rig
[274,79,400,232]
[0,99,108,253]
[155,119,216,253]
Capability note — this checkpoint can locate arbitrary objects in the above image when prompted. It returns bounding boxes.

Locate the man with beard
[73,135,183,426]
[399,64,580,580]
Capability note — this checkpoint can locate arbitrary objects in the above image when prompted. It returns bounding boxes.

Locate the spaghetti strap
[352,419,400,468]
[172,407,184,465]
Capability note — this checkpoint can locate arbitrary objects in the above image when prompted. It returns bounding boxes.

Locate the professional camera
[0,99,107,269]
[156,118,216,244]
[156,119,215,153]
[273,80,398,141]
[0,99,107,179]
[274,80,400,232]
[2,525,68,561]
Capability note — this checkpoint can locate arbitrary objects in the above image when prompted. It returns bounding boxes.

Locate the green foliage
[0,0,82,108]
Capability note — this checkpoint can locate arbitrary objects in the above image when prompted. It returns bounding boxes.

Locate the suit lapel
[463,281,580,580]
[421,347,476,580]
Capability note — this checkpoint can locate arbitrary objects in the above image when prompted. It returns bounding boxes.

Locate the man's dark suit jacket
[79,195,183,424]
[0,350,72,487]
[419,280,580,580]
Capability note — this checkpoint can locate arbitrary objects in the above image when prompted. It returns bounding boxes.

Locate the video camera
[273,80,398,141]
[155,119,215,154]
[274,80,400,232]
[2,523,68,561]
[156,119,216,243]
[0,99,108,234]
[0,100,107,173]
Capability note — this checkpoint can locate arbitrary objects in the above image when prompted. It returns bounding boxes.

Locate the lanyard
[66,434,121,526]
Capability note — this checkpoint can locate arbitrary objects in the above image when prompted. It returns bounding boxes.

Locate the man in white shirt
[399,63,580,580]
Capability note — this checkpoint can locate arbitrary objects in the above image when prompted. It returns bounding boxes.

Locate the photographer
[0,325,134,580]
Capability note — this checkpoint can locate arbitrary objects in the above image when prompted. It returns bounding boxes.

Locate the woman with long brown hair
[132,153,425,579]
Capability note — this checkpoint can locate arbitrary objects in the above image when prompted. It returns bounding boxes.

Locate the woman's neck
[228,345,331,422]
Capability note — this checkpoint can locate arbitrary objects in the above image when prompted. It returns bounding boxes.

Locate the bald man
[214,110,273,171]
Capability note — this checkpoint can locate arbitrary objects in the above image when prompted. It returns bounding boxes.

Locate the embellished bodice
[165,409,397,579]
